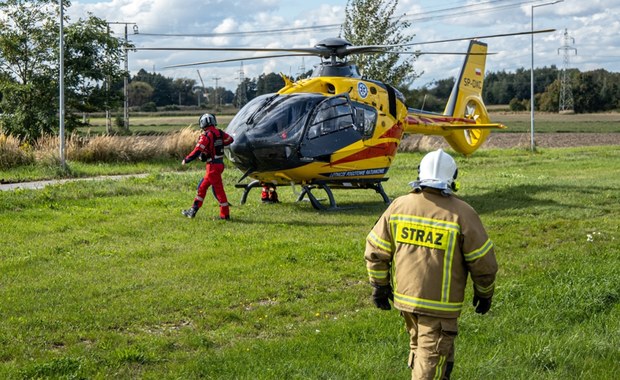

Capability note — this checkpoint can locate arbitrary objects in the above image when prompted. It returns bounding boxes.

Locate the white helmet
[198,113,217,129]
[410,149,458,194]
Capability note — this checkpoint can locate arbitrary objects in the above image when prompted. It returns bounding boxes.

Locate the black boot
[182,207,198,218]
[443,361,454,380]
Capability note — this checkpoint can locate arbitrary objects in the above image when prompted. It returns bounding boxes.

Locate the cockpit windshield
[227,93,325,141]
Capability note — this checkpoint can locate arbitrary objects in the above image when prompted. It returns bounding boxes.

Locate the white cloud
[68,0,620,91]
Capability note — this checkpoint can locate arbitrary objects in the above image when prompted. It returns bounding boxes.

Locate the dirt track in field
[399,133,620,152]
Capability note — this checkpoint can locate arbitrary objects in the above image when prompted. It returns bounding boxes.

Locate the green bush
[509,97,527,111]
[140,102,158,112]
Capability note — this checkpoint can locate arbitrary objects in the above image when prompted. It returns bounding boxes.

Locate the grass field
[1,147,619,379]
[491,112,620,133]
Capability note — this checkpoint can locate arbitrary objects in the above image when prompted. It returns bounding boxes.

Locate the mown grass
[1,146,619,379]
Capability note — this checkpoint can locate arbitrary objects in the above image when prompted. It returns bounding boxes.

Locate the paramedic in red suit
[181,113,234,220]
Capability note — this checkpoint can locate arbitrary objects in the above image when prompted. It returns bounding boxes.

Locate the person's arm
[183,135,209,164]
[462,210,498,314]
[365,210,394,310]
[221,130,234,146]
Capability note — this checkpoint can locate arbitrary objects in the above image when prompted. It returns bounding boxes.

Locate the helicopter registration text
[394,223,449,250]
[463,77,482,90]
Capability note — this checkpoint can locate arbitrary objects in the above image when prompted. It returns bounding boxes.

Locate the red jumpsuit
[184,126,234,219]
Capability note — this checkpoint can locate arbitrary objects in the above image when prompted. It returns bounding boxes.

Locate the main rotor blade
[163,53,316,68]
[401,28,557,47]
[135,46,323,54]
[136,29,554,63]
[384,51,496,56]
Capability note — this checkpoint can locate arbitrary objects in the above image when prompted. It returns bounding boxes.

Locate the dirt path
[0,173,151,191]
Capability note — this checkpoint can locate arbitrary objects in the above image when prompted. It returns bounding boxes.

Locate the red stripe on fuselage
[330,142,399,166]
[380,121,405,139]
[330,123,402,166]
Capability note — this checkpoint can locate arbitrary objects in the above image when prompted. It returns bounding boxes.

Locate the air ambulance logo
[357,82,369,99]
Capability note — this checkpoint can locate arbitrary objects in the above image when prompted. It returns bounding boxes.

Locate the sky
[67,0,620,93]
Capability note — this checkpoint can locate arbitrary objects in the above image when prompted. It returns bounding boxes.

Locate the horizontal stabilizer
[440,122,506,130]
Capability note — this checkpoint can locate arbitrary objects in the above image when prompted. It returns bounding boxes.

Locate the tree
[0,0,125,141]
[342,0,417,87]
[170,78,192,106]
[573,71,605,113]
[256,73,284,96]
[127,81,154,107]
[133,69,176,106]
[538,79,560,112]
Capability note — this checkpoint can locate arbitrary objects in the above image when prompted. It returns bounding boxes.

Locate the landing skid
[235,179,390,210]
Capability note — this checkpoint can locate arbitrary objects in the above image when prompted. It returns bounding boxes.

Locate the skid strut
[236,179,390,210]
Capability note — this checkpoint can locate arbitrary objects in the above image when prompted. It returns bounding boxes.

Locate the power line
[132,0,540,40]
[136,23,341,38]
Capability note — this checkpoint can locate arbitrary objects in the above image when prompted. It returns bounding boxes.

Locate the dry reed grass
[0,133,35,169]
[2,127,199,168]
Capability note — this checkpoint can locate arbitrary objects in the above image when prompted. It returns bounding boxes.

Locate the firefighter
[181,113,234,220]
[364,149,498,379]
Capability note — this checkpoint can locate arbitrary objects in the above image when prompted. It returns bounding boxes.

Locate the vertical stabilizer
[443,40,488,117]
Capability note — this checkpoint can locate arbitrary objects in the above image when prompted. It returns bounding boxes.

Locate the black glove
[371,284,393,310]
[473,294,492,315]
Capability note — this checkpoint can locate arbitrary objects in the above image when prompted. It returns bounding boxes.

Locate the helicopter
[137,30,552,209]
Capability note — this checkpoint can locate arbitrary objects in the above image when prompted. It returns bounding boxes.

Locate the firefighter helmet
[198,113,217,129]
[410,149,458,193]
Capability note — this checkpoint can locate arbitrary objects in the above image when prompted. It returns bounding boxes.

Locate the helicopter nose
[227,133,256,171]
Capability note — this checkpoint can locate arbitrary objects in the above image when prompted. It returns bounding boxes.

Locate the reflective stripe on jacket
[365,188,498,318]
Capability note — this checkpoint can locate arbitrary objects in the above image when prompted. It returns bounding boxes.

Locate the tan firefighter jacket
[365,188,498,318]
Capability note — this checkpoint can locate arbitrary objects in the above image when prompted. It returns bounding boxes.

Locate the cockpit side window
[352,102,377,139]
[307,96,354,139]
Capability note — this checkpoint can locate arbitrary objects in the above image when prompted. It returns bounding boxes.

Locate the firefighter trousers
[193,162,229,219]
[402,312,458,380]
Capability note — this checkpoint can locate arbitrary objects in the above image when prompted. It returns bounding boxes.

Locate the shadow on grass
[229,200,388,226]
[462,184,616,215]
[234,183,616,223]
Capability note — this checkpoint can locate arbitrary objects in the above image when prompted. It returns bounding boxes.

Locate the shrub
[0,133,35,169]
[509,98,527,111]
[140,102,158,112]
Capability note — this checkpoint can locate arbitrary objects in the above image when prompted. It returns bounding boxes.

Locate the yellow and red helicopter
[138,31,551,209]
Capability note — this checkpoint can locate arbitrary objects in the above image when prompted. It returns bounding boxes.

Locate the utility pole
[235,62,247,108]
[530,0,563,152]
[108,22,137,131]
[105,23,111,134]
[297,57,306,79]
[558,28,577,113]
[212,76,221,111]
[58,0,65,168]
[197,70,206,107]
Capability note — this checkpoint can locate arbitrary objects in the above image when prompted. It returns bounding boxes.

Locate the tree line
[127,69,301,112]
[403,66,620,114]
[129,65,620,116]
